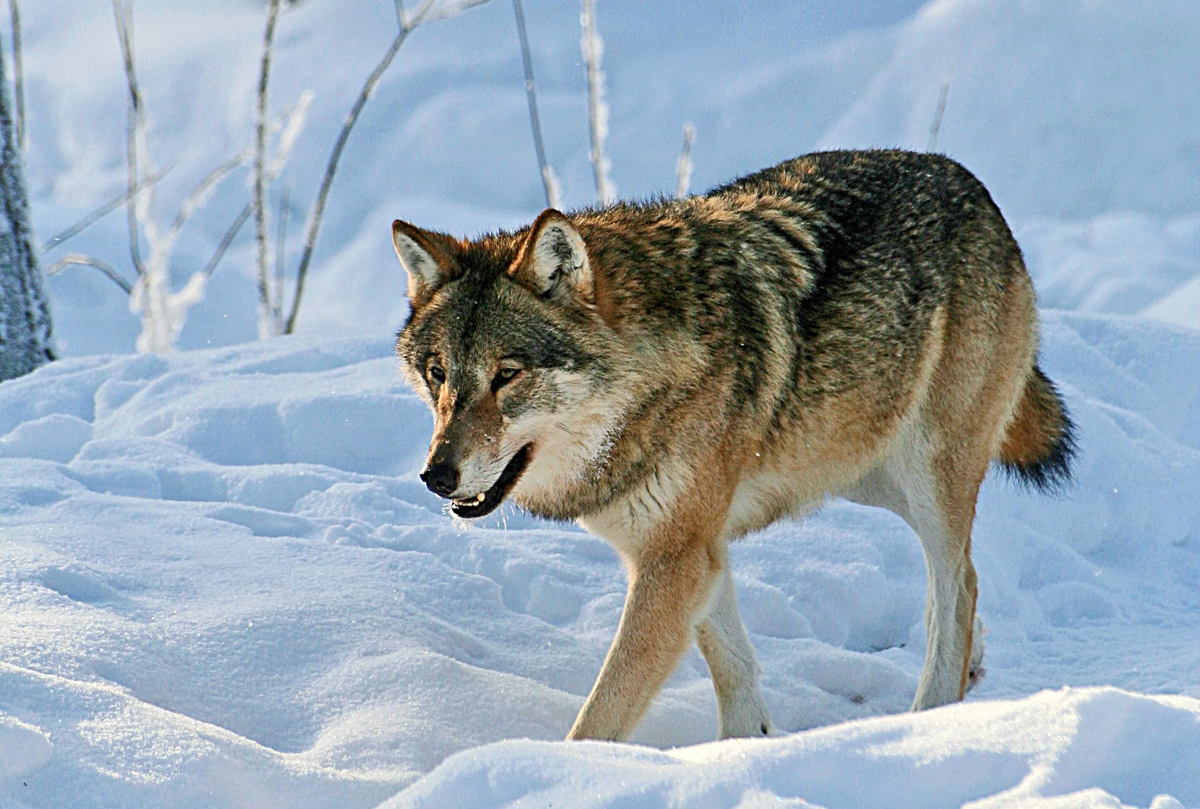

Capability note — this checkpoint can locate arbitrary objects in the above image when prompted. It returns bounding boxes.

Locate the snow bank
[1,311,1197,806]
[392,687,1200,809]
[1019,214,1200,331]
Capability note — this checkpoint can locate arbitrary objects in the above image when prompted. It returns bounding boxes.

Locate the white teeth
[476,492,486,503]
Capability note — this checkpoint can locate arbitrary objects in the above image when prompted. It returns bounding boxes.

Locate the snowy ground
[2,312,1198,807]
[3,0,1200,806]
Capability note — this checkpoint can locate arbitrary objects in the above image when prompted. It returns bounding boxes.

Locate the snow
[2,0,1199,805]
[2,311,1197,806]
[392,688,1200,809]
[818,0,1200,222]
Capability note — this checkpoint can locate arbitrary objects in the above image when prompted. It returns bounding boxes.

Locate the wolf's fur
[393,149,1074,741]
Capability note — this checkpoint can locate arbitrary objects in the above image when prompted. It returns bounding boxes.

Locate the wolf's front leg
[567,540,722,741]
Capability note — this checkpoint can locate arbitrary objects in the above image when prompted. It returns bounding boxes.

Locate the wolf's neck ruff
[391,149,1074,742]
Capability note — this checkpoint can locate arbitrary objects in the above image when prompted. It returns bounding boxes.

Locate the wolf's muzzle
[447,445,532,520]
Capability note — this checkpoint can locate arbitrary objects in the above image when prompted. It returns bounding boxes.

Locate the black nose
[421,464,459,497]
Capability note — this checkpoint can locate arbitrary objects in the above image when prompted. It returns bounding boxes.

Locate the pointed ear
[392,219,456,304]
[509,209,593,307]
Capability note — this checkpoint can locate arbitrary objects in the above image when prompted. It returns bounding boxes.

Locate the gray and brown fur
[392,149,1074,742]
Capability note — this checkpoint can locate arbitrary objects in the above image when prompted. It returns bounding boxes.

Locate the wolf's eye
[428,364,446,385]
[491,367,521,392]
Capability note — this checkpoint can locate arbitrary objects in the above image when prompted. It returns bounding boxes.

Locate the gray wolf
[391,149,1074,741]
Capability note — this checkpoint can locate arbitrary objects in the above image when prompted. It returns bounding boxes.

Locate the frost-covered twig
[44,253,133,295]
[41,162,173,253]
[266,93,311,180]
[8,0,23,150]
[254,0,281,337]
[111,0,247,353]
[112,0,146,279]
[83,1,308,351]
[928,70,952,152]
[283,0,493,333]
[580,0,614,206]
[512,0,558,209]
[675,122,694,200]
[405,0,491,27]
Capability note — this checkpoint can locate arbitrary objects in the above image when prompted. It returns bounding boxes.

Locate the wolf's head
[394,209,624,520]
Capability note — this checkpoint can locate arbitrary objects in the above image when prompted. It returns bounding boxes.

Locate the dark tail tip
[997,367,1077,494]
[999,409,1076,492]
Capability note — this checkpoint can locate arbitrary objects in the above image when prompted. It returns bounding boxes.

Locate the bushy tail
[997,365,1076,492]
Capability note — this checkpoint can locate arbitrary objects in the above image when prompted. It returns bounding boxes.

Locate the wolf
[391,149,1074,742]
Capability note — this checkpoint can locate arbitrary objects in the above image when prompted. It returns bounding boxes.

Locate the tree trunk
[0,30,54,382]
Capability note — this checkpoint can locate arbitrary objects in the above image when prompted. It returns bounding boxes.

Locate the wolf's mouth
[449,445,532,519]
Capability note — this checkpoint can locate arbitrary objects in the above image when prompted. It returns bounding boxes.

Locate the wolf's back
[711,149,1076,488]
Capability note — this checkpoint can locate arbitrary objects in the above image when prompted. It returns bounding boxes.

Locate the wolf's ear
[509,209,593,307]
[392,220,456,304]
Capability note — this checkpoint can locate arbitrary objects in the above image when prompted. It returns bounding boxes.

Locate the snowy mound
[396,687,1200,808]
[1,310,1198,805]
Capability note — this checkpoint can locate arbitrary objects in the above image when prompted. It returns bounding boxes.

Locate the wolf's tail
[996,365,1076,492]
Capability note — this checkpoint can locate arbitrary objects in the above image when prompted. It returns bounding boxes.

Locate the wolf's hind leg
[845,434,979,710]
[696,566,773,738]
[906,491,978,710]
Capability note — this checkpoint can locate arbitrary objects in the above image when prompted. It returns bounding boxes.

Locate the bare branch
[44,253,134,295]
[674,122,694,200]
[274,181,290,326]
[179,103,308,285]
[512,0,555,208]
[282,0,494,334]
[284,19,414,334]
[8,0,23,150]
[111,0,146,277]
[255,0,282,335]
[928,70,952,152]
[541,165,561,210]
[167,148,250,244]
[202,201,253,279]
[41,162,173,253]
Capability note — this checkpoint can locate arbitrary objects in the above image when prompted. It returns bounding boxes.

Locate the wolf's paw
[718,682,774,739]
[966,613,987,692]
